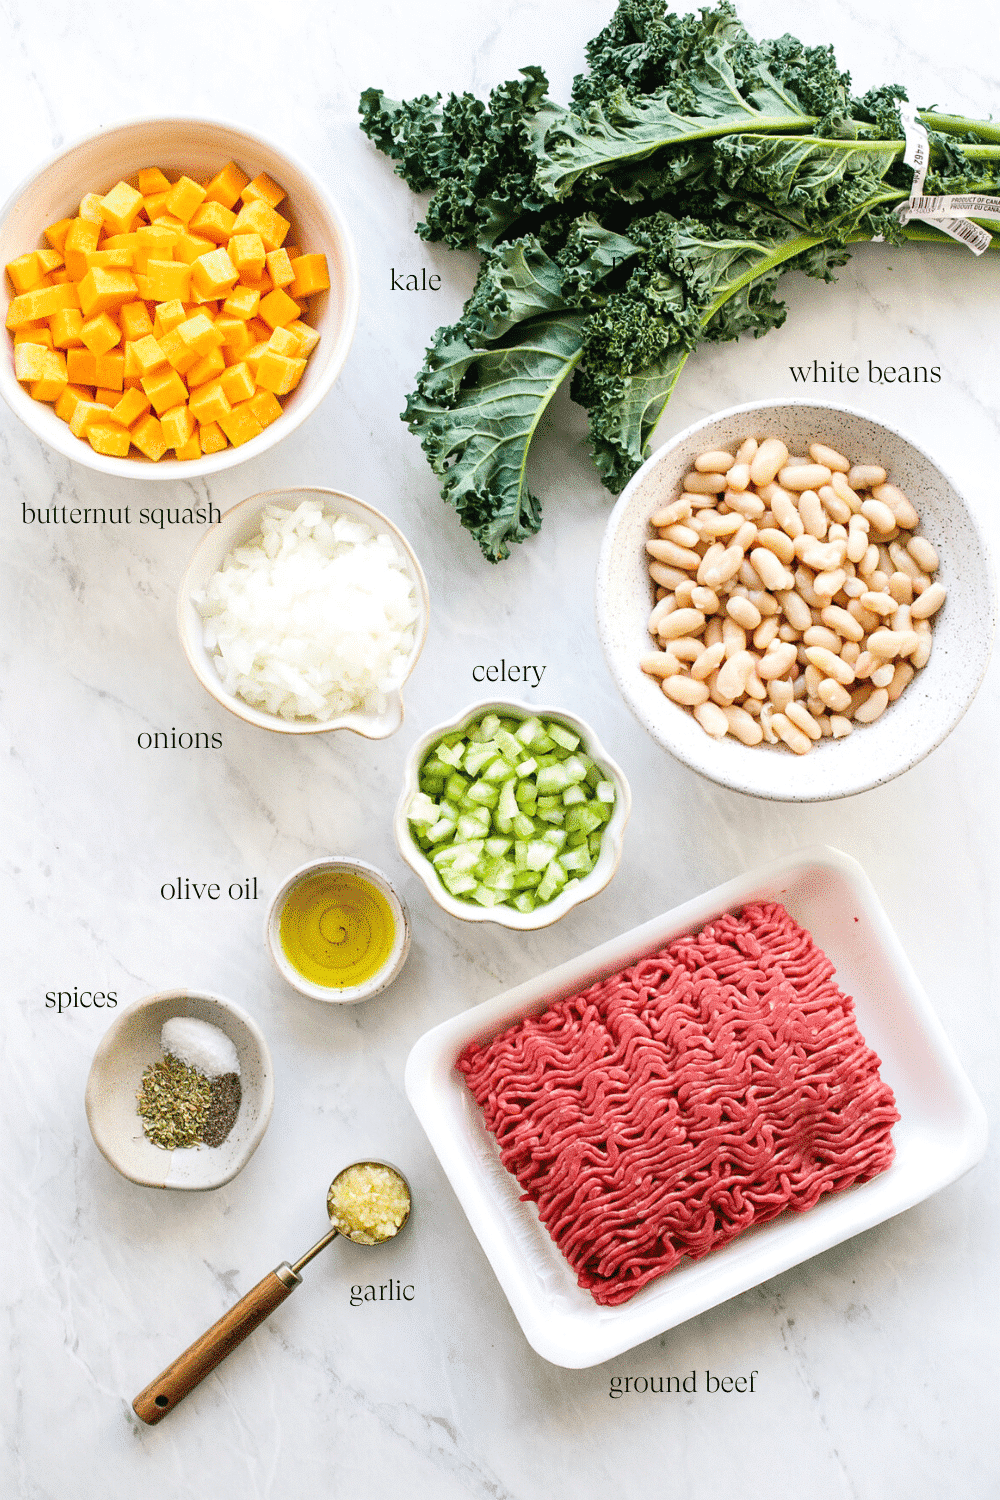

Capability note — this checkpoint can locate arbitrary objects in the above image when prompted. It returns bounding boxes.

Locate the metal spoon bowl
[132,1160,412,1425]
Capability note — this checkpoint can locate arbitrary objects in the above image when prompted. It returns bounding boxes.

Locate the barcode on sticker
[935,217,992,255]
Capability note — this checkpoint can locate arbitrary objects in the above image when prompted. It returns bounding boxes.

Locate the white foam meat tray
[405,846,987,1368]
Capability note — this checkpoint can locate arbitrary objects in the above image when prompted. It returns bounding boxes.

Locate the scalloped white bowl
[394,699,631,930]
[178,486,429,737]
[0,116,359,477]
[597,399,994,802]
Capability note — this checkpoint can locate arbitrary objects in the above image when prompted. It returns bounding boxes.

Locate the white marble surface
[2,1,998,1495]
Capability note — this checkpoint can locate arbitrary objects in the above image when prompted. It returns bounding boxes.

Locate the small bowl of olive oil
[267,858,410,1003]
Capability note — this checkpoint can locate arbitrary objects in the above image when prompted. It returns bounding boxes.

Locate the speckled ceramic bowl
[394,700,631,930]
[0,116,359,477]
[178,486,429,737]
[85,990,274,1191]
[597,399,995,802]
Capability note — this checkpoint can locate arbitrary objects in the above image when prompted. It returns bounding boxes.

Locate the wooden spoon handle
[132,1264,300,1424]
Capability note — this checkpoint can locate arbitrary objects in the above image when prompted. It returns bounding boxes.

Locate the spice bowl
[177,487,429,737]
[85,990,274,1191]
[266,857,411,1003]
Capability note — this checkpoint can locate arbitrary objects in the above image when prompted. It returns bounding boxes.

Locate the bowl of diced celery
[394,701,631,928]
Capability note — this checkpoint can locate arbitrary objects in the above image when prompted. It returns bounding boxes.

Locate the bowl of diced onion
[178,486,429,735]
[394,700,631,929]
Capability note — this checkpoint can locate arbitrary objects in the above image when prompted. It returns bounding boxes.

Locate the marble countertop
[2,1,998,1496]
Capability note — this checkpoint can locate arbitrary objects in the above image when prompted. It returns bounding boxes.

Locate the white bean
[723,704,764,744]
[907,535,939,573]
[658,607,707,641]
[749,438,789,486]
[662,675,710,706]
[641,651,682,678]
[771,712,812,754]
[809,442,850,473]
[694,700,730,737]
[910,582,946,619]
[683,470,727,493]
[853,687,889,723]
[848,464,887,490]
[694,449,736,473]
[726,595,762,630]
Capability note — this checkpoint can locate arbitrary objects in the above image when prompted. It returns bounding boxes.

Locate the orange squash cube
[265,249,295,289]
[87,420,132,457]
[93,351,125,391]
[186,347,227,388]
[145,260,191,302]
[161,402,197,448]
[241,172,285,208]
[67,347,99,384]
[249,389,283,427]
[165,175,207,224]
[141,366,188,413]
[288,253,330,298]
[100,181,144,235]
[49,308,85,348]
[14,342,49,382]
[111,387,151,427]
[218,401,263,447]
[173,231,215,266]
[199,420,228,453]
[190,248,239,299]
[204,161,250,210]
[255,348,306,395]
[130,334,168,376]
[190,202,237,244]
[44,218,74,253]
[80,312,122,356]
[78,267,138,317]
[6,252,44,293]
[231,199,290,251]
[257,287,300,330]
[119,301,154,341]
[131,413,168,460]
[138,167,172,196]
[219,361,256,403]
[188,379,231,424]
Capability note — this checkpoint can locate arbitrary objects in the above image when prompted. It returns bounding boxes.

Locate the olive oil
[279,870,397,990]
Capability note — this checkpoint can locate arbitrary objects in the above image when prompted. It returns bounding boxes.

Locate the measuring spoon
[132,1159,411,1425]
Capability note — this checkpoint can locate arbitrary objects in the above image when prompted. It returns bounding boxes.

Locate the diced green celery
[537,860,568,902]
[441,871,477,896]
[496,728,523,762]
[559,846,593,874]
[515,757,537,778]
[408,792,439,828]
[467,781,500,809]
[457,811,490,839]
[478,714,502,740]
[427,817,457,843]
[515,716,544,745]
[541,827,567,850]
[565,805,603,837]
[512,812,535,838]
[512,892,536,914]
[483,755,516,784]
[512,869,542,891]
[484,835,512,857]
[463,741,499,775]
[596,780,616,803]
[445,772,471,801]
[536,763,571,795]
[536,808,565,826]
[546,720,579,751]
[561,755,588,784]
[562,784,587,807]
[435,741,466,767]
[497,778,519,827]
[526,840,555,871]
[470,883,503,907]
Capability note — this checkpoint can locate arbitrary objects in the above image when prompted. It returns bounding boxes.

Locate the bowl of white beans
[597,399,994,801]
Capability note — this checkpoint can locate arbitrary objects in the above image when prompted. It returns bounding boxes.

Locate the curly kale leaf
[359,70,550,249]
[708,134,905,235]
[531,0,857,202]
[403,226,636,561]
[573,211,833,490]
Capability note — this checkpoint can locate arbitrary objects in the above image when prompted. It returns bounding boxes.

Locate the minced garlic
[327,1162,411,1244]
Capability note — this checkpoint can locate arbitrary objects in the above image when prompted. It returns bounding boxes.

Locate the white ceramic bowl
[178,486,429,737]
[597,399,995,801]
[266,857,411,1004]
[0,116,359,478]
[85,989,274,1191]
[405,846,986,1367]
[394,699,631,930]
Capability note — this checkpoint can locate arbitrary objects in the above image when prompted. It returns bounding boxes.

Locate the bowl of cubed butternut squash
[0,117,360,477]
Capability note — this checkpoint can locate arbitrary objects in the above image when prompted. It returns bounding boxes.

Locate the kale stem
[918,112,1000,145]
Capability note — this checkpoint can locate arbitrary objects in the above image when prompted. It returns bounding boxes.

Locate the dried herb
[137,1056,212,1151]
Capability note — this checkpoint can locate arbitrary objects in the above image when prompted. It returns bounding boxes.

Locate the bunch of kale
[360,0,999,561]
